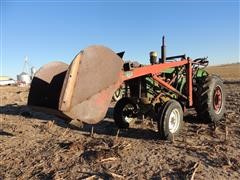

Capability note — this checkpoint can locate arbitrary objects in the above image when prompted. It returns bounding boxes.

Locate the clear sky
[1,0,239,79]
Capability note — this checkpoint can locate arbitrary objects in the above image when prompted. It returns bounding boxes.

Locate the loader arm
[121,59,193,106]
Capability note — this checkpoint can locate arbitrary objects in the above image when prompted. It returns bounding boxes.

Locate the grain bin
[31,67,37,79]
[17,72,31,84]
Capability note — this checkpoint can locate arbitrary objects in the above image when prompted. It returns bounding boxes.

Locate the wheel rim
[168,108,180,133]
[213,85,223,114]
[122,104,135,123]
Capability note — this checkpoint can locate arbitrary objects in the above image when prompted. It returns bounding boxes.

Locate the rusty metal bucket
[28,45,124,124]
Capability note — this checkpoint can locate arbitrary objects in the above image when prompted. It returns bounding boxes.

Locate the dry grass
[206,63,240,80]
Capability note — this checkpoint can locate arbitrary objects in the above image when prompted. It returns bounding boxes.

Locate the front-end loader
[28,37,225,139]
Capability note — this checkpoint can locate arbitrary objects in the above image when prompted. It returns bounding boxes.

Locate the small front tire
[158,100,184,140]
[112,88,124,101]
[113,98,138,129]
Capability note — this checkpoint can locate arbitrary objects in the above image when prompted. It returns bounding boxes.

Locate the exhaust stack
[160,36,166,63]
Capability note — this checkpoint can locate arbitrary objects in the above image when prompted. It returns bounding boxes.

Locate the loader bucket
[28,61,68,109]
[28,45,124,124]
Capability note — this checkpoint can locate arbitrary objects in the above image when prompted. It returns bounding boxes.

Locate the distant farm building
[17,72,31,85]
[0,76,16,86]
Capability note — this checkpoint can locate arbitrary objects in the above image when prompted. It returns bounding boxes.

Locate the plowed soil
[1,65,240,179]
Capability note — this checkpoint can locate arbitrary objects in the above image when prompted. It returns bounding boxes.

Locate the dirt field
[1,65,240,179]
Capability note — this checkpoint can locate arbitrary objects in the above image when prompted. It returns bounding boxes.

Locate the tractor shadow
[183,109,210,124]
[0,104,158,140]
[0,104,69,128]
[0,104,210,141]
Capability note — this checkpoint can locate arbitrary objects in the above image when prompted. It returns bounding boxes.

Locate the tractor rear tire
[195,75,225,123]
[157,100,184,140]
[113,97,138,129]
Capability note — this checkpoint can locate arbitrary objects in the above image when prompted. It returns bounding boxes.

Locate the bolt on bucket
[28,45,124,124]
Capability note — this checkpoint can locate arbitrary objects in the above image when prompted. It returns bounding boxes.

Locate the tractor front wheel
[157,100,184,140]
[113,97,138,129]
[112,88,124,101]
